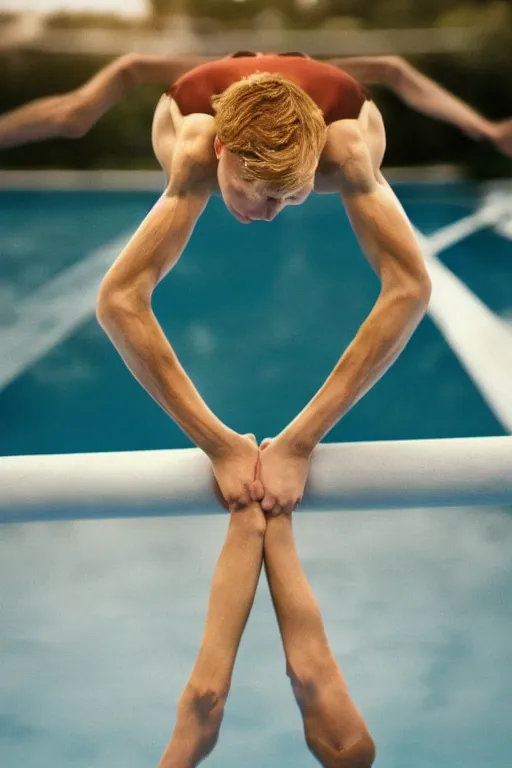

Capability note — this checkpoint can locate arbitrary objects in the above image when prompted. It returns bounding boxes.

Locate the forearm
[264,514,329,656]
[98,303,234,455]
[283,287,428,452]
[158,505,266,768]
[191,504,266,691]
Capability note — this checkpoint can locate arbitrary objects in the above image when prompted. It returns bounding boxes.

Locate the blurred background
[1,0,512,175]
[1,4,512,768]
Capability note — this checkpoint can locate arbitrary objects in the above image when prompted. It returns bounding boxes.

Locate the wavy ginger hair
[211,72,327,194]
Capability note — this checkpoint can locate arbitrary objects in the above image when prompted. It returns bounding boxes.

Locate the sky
[0,0,149,17]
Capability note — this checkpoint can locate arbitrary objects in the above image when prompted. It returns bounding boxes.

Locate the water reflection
[1,507,511,768]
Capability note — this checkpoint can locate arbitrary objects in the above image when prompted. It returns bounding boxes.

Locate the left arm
[256,122,431,513]
[283,125,431,454]
[329,55,512,151]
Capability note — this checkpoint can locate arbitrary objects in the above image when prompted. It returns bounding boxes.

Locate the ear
[214,135,223,160]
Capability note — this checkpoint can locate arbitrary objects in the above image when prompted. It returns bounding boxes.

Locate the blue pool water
[0,182,511,457]
[0,181,511,768]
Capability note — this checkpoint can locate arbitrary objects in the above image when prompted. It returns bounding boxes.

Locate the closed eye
[267,196,297,204]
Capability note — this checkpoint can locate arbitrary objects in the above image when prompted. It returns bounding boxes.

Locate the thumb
[260,437,272,451]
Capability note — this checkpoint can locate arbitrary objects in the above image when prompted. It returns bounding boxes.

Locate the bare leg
[158,502,266,768]
[0,53,206,150]
[263,512,375,768]
[327,55,512,153]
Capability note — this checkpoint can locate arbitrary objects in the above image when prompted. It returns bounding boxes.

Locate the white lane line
[1,184,510,420]
[0,234,129,393]
[414,204,512,431]
[427,191,512,253]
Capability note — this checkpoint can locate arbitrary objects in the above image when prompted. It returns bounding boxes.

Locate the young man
[160,445,375,768]
[2,52,509,514]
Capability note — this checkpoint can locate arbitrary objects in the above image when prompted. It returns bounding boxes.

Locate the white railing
[0,437,511,523]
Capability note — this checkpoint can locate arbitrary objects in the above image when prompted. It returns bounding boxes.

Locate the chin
[229,206,252,224]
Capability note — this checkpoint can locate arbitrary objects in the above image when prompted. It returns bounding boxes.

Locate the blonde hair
[211,72,327,194]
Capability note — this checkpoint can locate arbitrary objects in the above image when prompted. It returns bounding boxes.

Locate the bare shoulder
[324,102,386,182]
[169,114,217,196]
[323,119,366,167]
[180,113,216,147]
[320,120,375,195]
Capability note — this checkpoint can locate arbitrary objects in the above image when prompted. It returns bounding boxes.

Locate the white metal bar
[0,437,511,523]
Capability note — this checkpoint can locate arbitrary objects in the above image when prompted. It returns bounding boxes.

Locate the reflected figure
[0,51,511,155]
[158,492,375,767]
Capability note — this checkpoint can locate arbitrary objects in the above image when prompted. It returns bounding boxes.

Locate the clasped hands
[210,432,312,516]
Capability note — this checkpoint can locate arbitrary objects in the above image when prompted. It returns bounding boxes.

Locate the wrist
[203,426,240,459]
[279,424,316,459]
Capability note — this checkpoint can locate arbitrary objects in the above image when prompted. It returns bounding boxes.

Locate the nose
[263,201,281,221]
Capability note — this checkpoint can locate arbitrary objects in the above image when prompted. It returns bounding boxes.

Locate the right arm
[96,129,236,456]
[96,180,231,456]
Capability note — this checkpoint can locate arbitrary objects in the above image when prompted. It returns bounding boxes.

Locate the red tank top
[168,54,369,124]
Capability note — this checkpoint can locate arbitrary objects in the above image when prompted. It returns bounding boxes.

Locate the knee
[381,55,407,88]
[307,727,376,768]
[56,95,90,139]
[286,644,332,701]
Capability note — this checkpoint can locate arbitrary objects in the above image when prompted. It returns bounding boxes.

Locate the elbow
[96,280,116,330]
[55,94,90,139]
[414,270,432,312]
[385,269,432,323]
[404,273,432,323]
[405,268,432,315]
[96,280,146,332]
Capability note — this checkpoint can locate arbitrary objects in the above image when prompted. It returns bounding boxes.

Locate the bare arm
[96,137,233,456]
[0,53,206,149]
[330,55,506,145]
[282,121,431,454]
[263,509,375,768]
[159,501,266,768]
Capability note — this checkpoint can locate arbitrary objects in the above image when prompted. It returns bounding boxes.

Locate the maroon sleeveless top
[168,53,369,125]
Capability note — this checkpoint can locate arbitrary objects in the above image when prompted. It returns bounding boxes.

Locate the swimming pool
[1,178,511,767]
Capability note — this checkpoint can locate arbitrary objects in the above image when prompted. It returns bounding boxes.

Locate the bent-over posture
[3,52,509,515]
